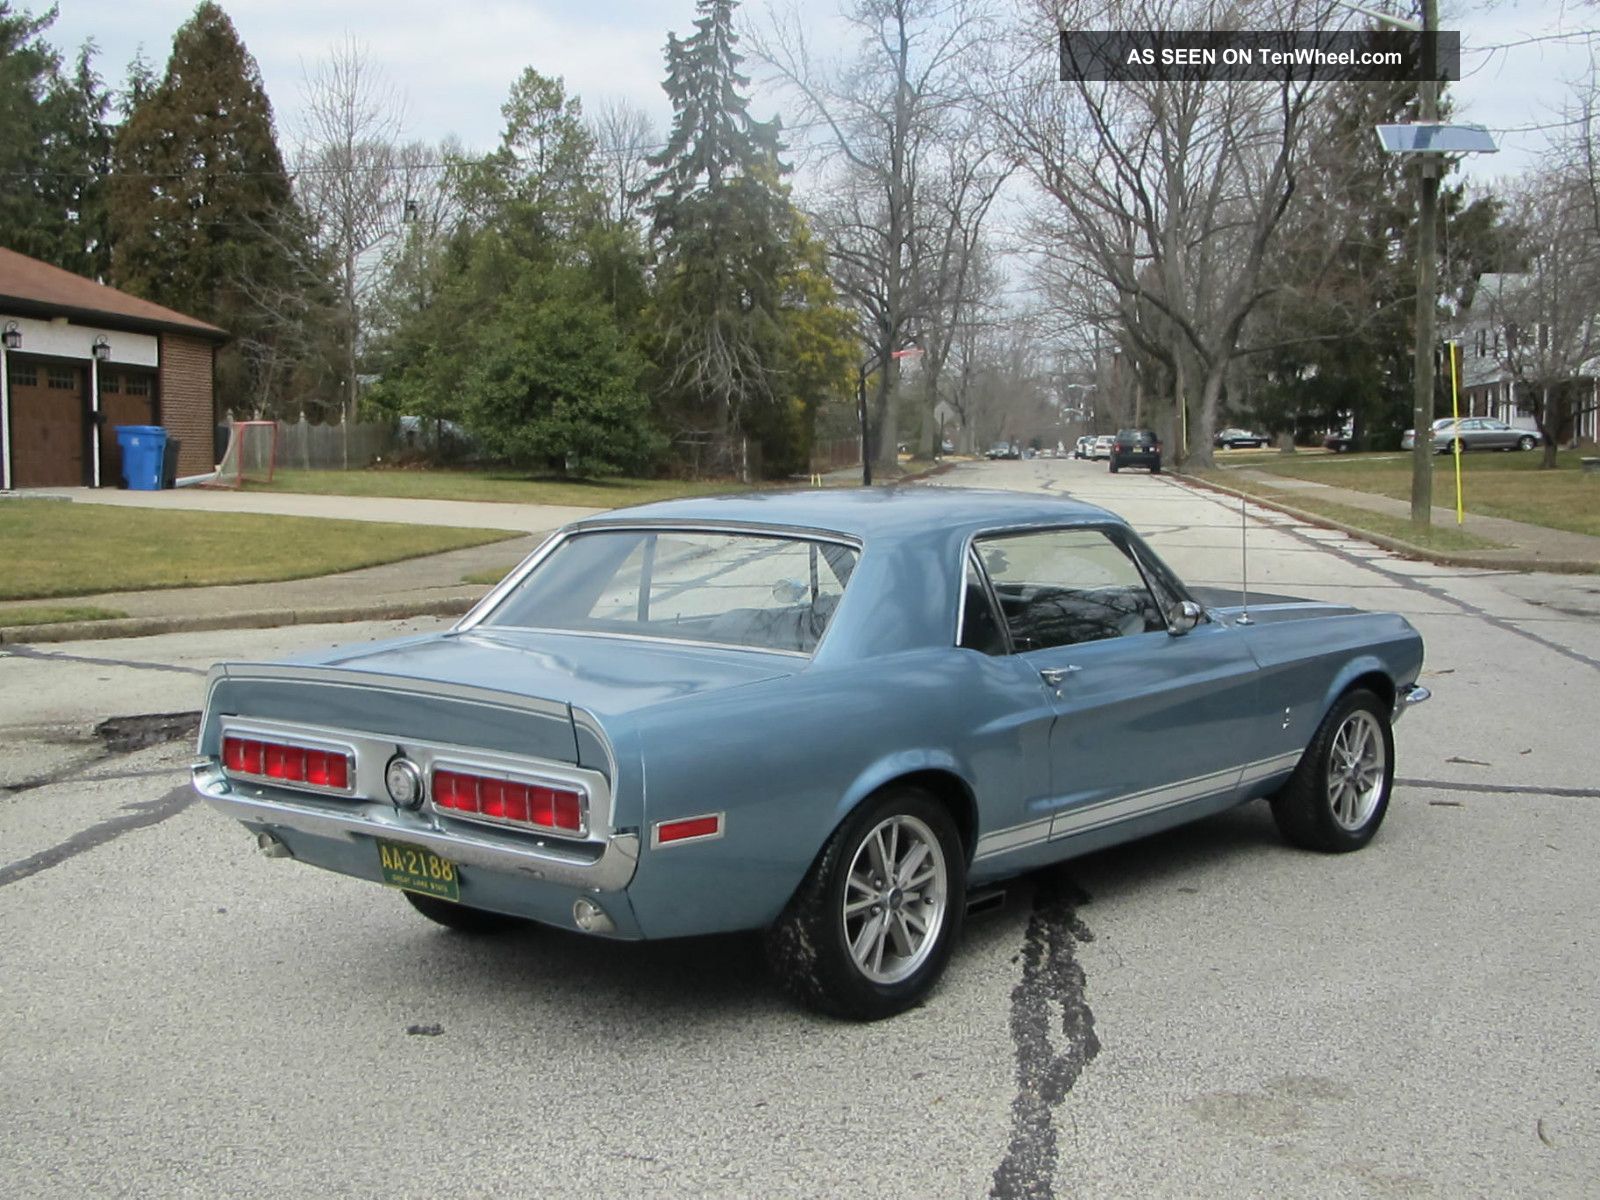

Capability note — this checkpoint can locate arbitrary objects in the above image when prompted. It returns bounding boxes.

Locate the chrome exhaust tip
[256,832,293,859]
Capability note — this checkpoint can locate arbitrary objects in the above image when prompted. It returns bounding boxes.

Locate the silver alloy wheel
[841,813,949,985]
[1326,709,1387,831]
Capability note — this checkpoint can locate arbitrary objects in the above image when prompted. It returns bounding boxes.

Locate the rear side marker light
[653,813,725,847]
[223,735,350,792]
[432,768,585,836]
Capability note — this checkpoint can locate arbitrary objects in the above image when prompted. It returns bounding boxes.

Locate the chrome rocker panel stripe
[192,762,640,891]
[973,752,1304,862]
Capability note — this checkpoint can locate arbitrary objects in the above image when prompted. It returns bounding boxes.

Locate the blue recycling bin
[116,425,168,491]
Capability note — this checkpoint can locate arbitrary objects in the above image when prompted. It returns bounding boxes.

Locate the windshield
[481,529,860,655]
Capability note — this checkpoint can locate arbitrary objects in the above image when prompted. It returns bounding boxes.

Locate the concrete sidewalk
[23,484,604,534]
[1205,467,1600,572]
[0,534,544,644]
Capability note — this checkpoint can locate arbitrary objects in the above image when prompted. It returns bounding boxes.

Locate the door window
[975,528,1166,651]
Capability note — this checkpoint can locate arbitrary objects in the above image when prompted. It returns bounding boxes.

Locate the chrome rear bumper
[192,761,639,891]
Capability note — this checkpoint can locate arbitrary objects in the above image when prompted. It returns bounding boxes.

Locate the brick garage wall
[158,333,216,476]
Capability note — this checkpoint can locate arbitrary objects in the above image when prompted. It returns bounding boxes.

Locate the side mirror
[1168,600,1204,636]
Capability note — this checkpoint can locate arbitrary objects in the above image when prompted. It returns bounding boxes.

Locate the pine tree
[0,4,110,274]
[644,0,797,469]
[108,2,312,412]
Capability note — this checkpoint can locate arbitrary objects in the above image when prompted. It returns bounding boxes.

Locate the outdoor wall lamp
[2,322,20,350]
[92,336,111,361]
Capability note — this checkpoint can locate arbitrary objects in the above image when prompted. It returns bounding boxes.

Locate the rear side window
[485,530,859,654]
[974,528,1166,651]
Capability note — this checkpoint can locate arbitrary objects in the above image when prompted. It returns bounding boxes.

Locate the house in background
[1455,273,1600,445]
[0,247,227,489]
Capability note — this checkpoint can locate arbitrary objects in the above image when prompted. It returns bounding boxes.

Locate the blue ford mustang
[193,488,1429,1019]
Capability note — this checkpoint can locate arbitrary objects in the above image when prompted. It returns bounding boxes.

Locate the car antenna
[1236,493,1253,625]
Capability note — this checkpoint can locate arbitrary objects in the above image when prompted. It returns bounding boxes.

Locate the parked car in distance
[1401,417,1541,453]
[1214,428,1268,449]
[1074,436,1094,460]
[986,441,1021,460]
[1323,428,1356,453]
[1109,428,1162,473]
[193,488,1431,1020]
[1091,435,1115,460]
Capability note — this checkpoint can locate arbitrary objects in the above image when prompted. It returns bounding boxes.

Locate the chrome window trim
[429,756,591,839]
[218,721,358,797]
[960,522,1181,653]
[456,523,864,658]
[649,811,727,850]
[465,624,813,660]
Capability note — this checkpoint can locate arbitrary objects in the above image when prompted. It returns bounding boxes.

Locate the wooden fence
[226,418,399,470]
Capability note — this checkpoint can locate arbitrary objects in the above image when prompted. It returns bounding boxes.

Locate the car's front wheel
[1271,688,1394,853]
[1518,435,1537,451]
[765,787,965,1020]
[402,889,523,934]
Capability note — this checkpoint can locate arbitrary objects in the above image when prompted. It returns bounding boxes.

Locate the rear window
[1117,429,1157,444]
[482,530,860,655]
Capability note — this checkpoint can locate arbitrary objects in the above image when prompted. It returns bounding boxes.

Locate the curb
[1176,473,1600,574]
[0,595,482,646]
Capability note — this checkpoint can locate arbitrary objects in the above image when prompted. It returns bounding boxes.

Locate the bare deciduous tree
[751,0,994,471]
[1480,172,1600,465]
[295,37,406,461]
[992,0,1332,467]
[590,97,657,230]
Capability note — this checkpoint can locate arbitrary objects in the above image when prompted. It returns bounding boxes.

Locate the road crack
[990,874,1101,1200]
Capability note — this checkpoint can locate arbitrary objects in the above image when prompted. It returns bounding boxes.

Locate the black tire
[1270,688,1395,853]
[764,787,966,1021]
[1109,460,1120,473]
[402,889,522,934]
[1151,461,1162,474]
[1518,435,1536,451]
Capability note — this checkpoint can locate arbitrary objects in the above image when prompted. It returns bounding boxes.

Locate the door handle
[1040,666,1080,686]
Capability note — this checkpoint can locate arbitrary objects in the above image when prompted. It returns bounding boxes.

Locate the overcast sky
[37,0,1600,188]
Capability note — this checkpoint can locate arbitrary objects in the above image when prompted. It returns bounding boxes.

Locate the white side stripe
[973,749,1305,862]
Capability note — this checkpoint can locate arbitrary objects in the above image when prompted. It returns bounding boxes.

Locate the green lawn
[0,500,513,601]
[1234,449,1600,538]
[261,468,757,509]
[1201,477,1504,552]
[0,604,128,627]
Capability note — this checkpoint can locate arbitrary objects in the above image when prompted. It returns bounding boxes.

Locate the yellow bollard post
[1448,339,1464,525]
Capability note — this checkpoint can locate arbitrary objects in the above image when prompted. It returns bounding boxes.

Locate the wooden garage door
[99,369,158,486]
[9,359,87,487]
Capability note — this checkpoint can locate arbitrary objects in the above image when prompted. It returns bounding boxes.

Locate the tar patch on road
[990,874,1101,1200]
[0,785,194,889]
[95,711,200,753]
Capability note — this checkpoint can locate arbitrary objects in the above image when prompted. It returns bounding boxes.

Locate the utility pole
[1410,0,1439,525]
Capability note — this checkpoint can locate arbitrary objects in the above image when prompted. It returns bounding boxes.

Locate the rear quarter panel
[616,647,1048,939]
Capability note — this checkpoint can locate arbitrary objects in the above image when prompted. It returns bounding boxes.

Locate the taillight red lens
[432,768,582,834]
[222,735,349,792]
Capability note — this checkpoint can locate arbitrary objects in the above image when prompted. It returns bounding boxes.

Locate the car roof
[572,486,1124,542]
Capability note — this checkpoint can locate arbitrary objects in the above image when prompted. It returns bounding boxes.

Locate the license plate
[377,839,460,902]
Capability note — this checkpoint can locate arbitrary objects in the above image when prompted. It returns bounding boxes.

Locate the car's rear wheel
[1151,461,1162,474]
[1518,435,1537,451]
[764,787,965,1021]
[1109,459,1120,473]
[402,889,522,934]
[1271,689,1394,853]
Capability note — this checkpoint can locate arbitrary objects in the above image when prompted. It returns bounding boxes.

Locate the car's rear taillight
[222,735,350,792]
[432,768,585,835]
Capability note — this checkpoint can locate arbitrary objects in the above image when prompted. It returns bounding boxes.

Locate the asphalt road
[1,459,1596,1198]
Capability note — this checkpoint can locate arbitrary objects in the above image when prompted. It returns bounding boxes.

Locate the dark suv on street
[1109,429,1162,473]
